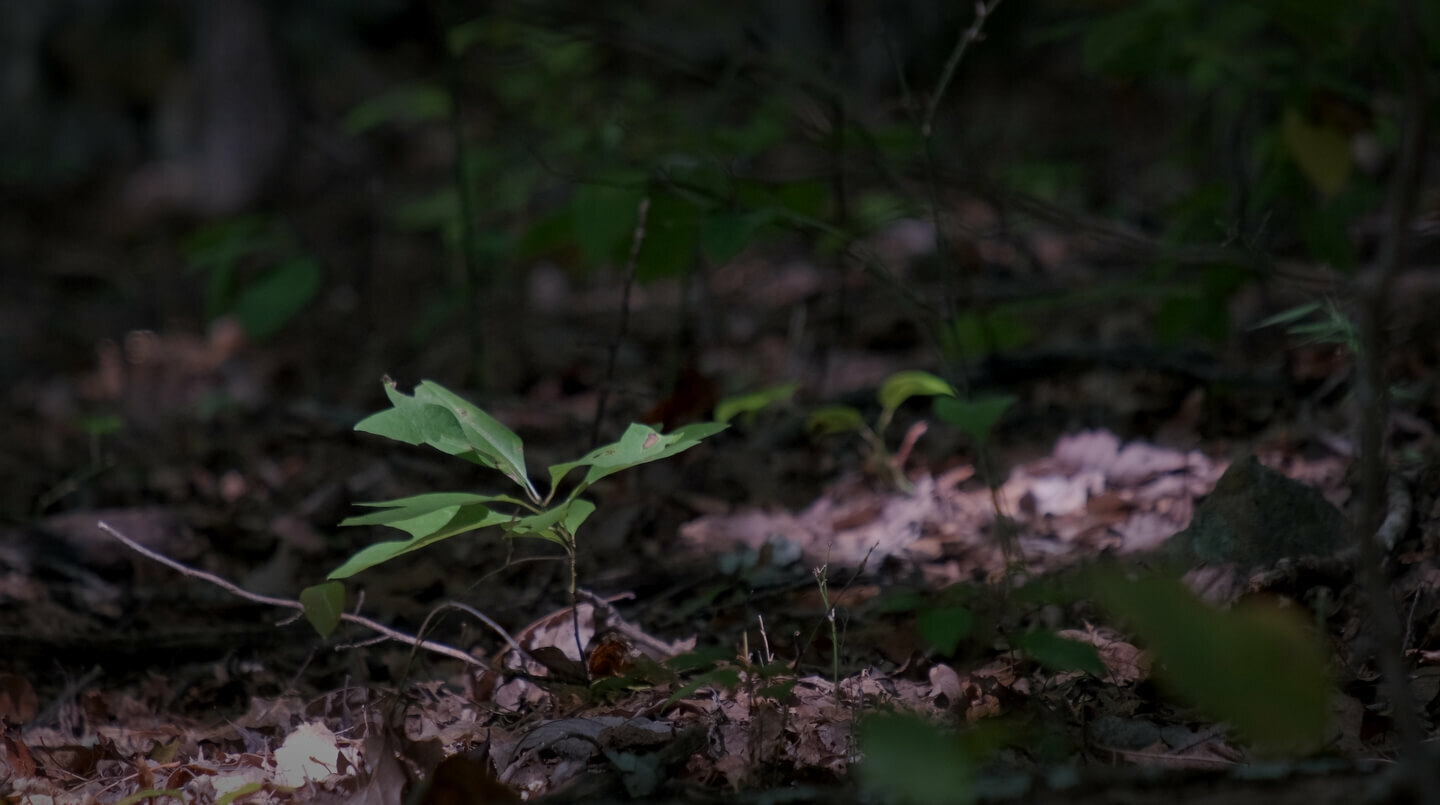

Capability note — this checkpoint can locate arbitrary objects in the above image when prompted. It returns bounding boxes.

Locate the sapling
[300,377,724,640]
[806,369,1015,493]
[807,370,957,491]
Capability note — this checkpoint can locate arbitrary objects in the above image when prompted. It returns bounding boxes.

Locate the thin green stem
[432,0,488,387]
[591,196,651,448]
[922,0,1003,139]
[814,565,841,702]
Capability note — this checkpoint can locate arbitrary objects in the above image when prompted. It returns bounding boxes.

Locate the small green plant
[301,378,724,637]
[812,563,844,691]
[77,413,123,468]
[662,649,796,725]
[806,370,957,490]
[713,382,799,426]
[806,371,1016,491]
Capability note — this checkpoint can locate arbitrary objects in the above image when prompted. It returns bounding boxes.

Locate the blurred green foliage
[1096,572,1330,753]
[183,217,322,342]
[1060,0,1421,264]
[330,1,1433,358]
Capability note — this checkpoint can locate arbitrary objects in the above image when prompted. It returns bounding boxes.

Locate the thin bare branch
[97,520,488,670]
[922,0,1003,138]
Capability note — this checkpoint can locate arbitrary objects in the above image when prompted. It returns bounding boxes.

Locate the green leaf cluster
[805,370,959,491]
[302,379,724,631]
[804,370,1017,491]
[807,370,957,442]
[713,382,798,426]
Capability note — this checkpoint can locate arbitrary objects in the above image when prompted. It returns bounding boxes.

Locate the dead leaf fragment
[0,674,38,724]
[273,721,339,787]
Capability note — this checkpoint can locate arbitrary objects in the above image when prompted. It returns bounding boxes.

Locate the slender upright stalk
[1352,0,1432,797]
[591,196,651,447]
[433,0,488,387]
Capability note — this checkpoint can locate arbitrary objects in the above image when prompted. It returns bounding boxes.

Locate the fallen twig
[97,520,488,670]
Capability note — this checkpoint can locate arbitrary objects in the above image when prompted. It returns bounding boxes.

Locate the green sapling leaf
[340,492,517,534]
[714,382,798,424]
[699,210,767,266]
[506,499,596,547]
[336,386,723,584]
[877,370,956,415]
[330,502,513,579]
[299,582,345,637]
[229,256,321,341]
[78,414,124,436]
[758,678,798,699]
[548,421,727,494]
[343,82,451,135]
[1281,107,1351,199]
[806,405,865,437]
[1250,301,1323,330]
[917,604,973,656]
[943,310,1034,360]
[344,503,462,539]
[635,193,700,282]
[1259,300,1358,351]
[1014,630,1106,676]
[573,181,646,265]
[663,666,743,709]
[934,394,1016,444]
[559,498,596,532]
[356,379,538,500]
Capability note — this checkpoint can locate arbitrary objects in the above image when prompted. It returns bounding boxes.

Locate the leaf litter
[7,419,1409,803]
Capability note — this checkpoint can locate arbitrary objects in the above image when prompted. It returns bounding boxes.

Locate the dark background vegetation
[7,0,1432,430]
[1,0,1438,797]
